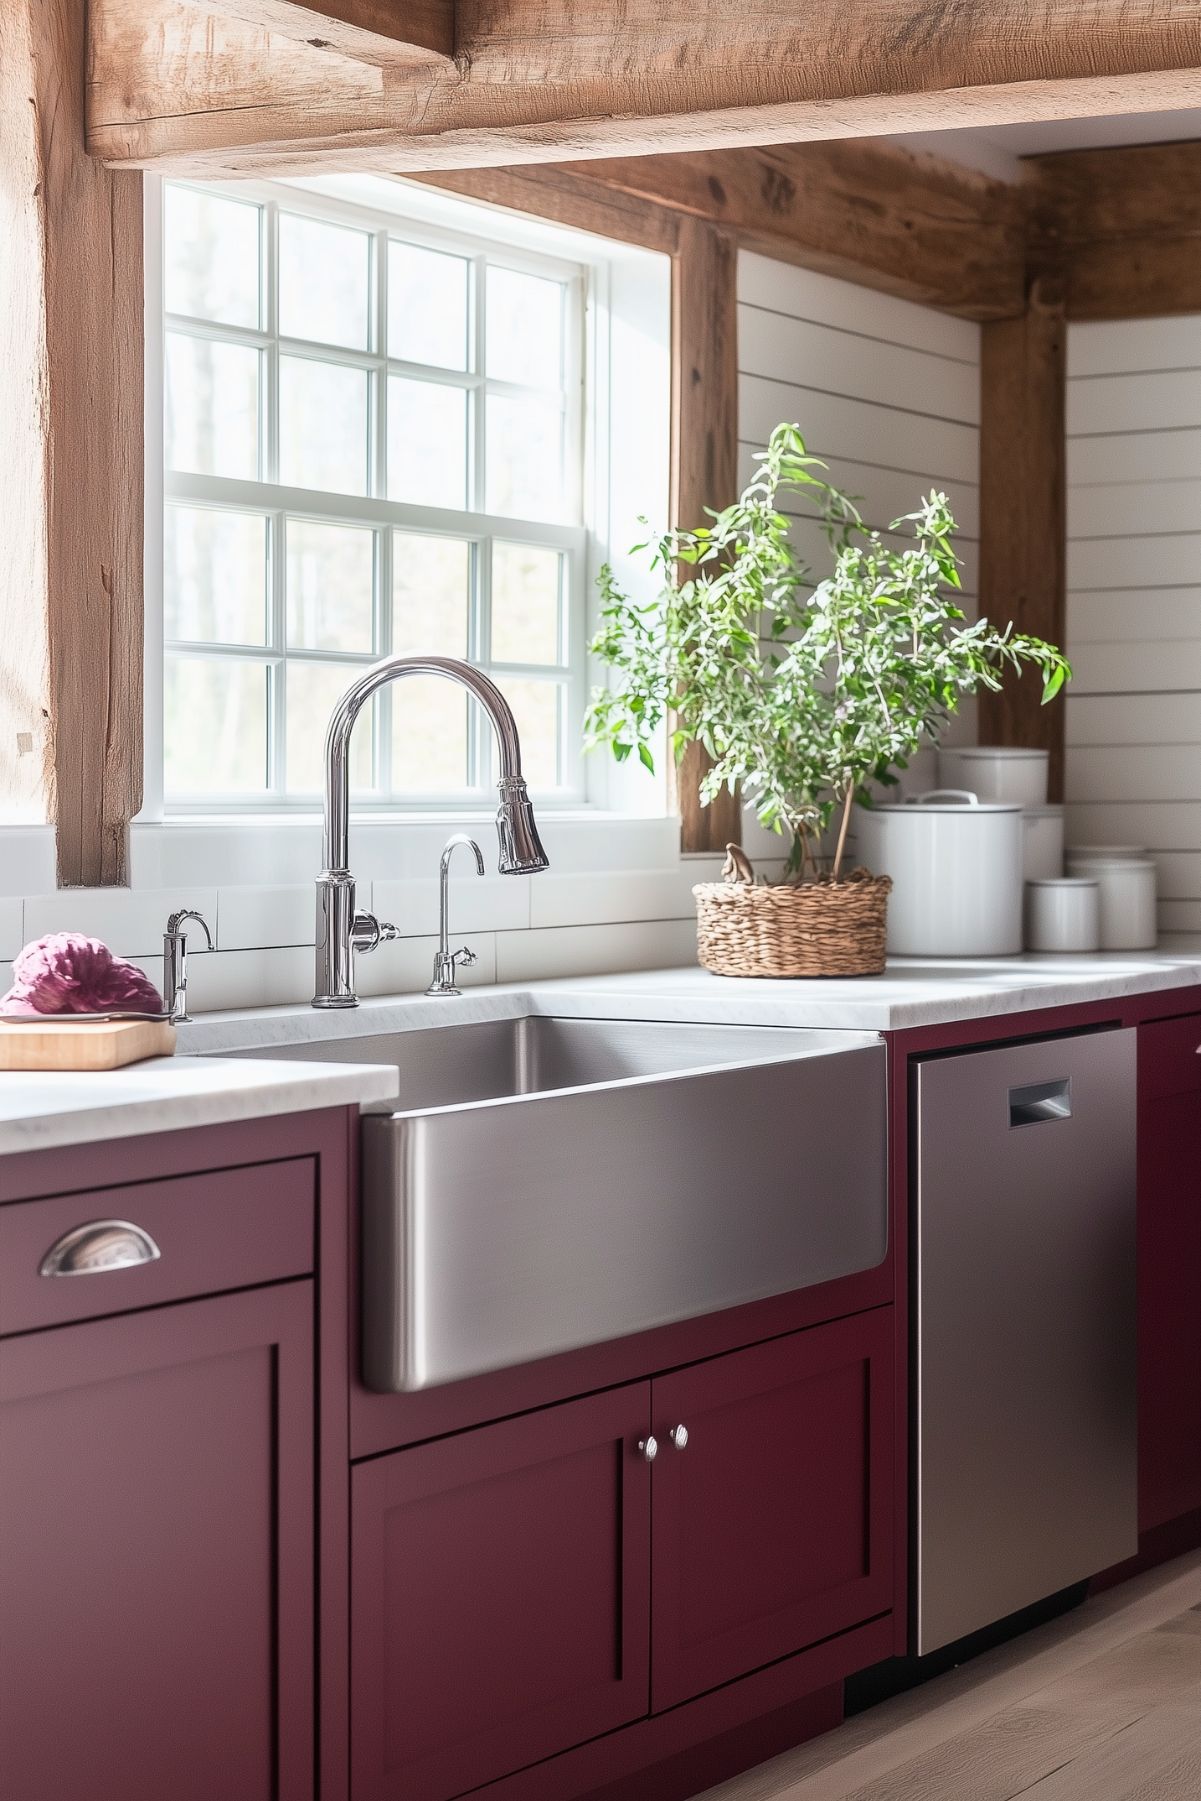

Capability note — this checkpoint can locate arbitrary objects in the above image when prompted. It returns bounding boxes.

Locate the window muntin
[160,180,586,809]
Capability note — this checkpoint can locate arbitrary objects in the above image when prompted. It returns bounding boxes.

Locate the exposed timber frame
[2,0,144,885]
[11,0,1201,871]
[85,0,1201,176]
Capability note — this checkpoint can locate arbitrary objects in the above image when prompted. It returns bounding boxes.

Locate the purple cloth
[0,933,164,1016]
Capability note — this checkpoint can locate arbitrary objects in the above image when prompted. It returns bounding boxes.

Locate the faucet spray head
[496,776,549,875]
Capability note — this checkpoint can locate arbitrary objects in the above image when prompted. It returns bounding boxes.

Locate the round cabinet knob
[669,1424,689,1451]
[637,1436,658,1463]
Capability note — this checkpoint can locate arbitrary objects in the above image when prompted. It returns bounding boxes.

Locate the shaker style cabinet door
[0,1283,315,1801]
[649,1309,894,1712]
[351,1383,652,1801]
[1138,1013,1201,1530]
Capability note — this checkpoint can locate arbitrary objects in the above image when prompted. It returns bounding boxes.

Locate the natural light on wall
[157,177,598,811]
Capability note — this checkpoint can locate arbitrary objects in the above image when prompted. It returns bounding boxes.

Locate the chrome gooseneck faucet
[313,655,549,1009]
[426,834,485,997]
[163,909,213,1024]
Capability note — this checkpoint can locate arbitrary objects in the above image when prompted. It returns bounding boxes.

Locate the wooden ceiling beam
[87,0,1201,175]
[548,141,1028,323]
[182,0,454,68]
[1028,140,1201,321]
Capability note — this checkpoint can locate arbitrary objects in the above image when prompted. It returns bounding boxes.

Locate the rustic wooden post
[671,215,743,852]
[1,0,144,885]
[977,273,1068,800]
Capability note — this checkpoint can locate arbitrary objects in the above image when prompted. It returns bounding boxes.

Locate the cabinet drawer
[0,1160,315,1335]
[1139,1011,1201,1102]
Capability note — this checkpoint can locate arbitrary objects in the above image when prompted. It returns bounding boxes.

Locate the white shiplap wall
[1065,317,1201,935]
[737,250,982,750]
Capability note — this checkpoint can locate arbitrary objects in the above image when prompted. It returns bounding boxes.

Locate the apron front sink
[276,1015,887,1390]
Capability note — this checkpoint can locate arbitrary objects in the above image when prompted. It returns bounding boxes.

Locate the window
[157,179,588,809]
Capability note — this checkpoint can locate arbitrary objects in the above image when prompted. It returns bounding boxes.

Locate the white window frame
[149,174,598,815]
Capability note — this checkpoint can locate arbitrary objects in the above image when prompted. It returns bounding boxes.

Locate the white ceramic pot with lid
[938,745,1050,807]
[1065,855,1158,949]
[1067,844,1147,860]
[1021,803,1065,881]
[1024,877,1101,953]
[855,789,1024,956]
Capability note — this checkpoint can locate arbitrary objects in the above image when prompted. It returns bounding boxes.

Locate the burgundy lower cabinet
[650,1308,894,1713]
[0,1281,315,1801]
[350,1384,653,1801]
[1137,1011,1201,1531]
[350,1307,894,1801]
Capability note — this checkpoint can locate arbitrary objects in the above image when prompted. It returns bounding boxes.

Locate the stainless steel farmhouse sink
[248,1016,887,1390]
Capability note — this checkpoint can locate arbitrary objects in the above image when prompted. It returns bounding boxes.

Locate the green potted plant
[585,421,1070,977]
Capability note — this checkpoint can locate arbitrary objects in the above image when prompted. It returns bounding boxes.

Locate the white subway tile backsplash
[130,820,323,889]
[181,946,314,1014]
[372,875,530,939]
[495,919,698,983]
[357,933,497,998]
[217,884,317,951]
[530,868,703,930]
[22,887,217,960]
[0,829,55,898]
[0,898,23,960]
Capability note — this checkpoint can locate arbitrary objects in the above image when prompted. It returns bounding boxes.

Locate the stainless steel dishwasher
[913,1027,1137,1654]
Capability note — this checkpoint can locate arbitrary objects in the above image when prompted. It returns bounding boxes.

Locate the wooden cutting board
[0,1018,177,1071]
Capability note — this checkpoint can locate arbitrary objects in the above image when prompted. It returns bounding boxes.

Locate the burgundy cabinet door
[351,1382,652,1801]
[0,1283,314,1801]
[1138,1015,1201,1530]
[650,1308,894,1711]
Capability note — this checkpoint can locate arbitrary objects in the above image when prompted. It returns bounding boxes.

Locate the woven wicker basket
[693,848,892,979]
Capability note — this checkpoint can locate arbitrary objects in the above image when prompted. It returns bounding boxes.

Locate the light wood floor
[697,1553,1201,1801]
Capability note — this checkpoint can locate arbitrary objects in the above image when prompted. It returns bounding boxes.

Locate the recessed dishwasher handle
[1008,1078,1072,1128]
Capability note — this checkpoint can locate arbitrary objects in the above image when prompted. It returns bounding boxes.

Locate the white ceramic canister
[1025,877,1101,953]
[1067,844,1147,860]
[855,790,1023,956]
[1065,855,1158,950]
[1021,803,1065,882]
[891,744,939,803]
[938,745,1050,807]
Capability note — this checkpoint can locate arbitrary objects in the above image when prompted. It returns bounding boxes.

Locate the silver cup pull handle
[637,1435,658,1464]
[40,1220,162,1278]
[669,1423,689,1451]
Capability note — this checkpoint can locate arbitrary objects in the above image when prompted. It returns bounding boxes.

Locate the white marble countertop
[0,1056,400,1160]
[5,945,1201,1156]
[180,943,1201,1053]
